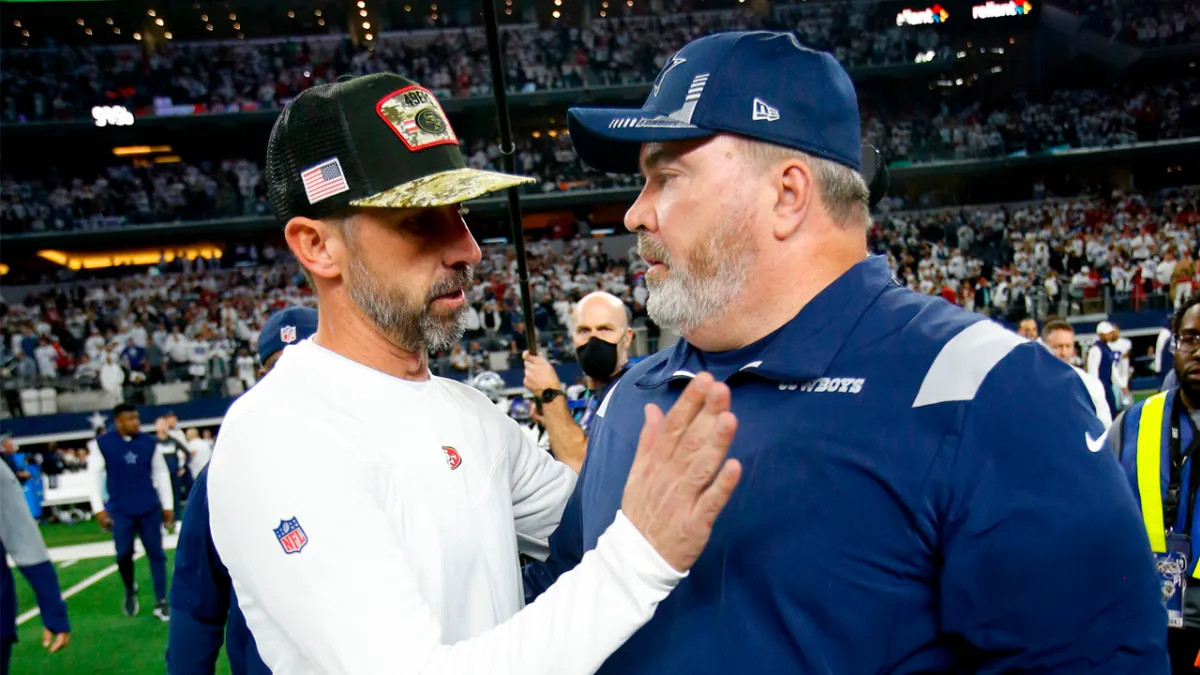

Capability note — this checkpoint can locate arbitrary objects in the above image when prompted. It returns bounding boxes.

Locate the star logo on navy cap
[653,56,687,98]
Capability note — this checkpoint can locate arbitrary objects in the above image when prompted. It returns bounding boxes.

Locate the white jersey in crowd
[1110,336,1132,390]
[1072,366,1113,429]
[207,339,683,675]
[187,437,213,477]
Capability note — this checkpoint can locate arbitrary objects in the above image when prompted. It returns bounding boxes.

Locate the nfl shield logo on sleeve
[274,517,309,554]
[280,325,298,344]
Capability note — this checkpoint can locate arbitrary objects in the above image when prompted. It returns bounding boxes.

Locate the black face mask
[576,336,619,381]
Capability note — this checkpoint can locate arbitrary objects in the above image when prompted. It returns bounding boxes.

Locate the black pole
[481,0,539,361]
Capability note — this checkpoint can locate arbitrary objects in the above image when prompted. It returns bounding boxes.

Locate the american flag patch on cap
[300,157,350,205]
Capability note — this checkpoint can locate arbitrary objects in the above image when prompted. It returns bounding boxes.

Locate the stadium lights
[315,9,322,16]
[233,22,241,29]
[92,106,135,127]
[554,0,561,5]
[0,264,8,276]
[361,9,368,17]
[77,18,85,26]
[318,18,325,25]
[358,0,367,7]
[627,0,633,7]
[153,155,182,164]
[405,5,412,11]
[599,10,606,16]
[114,27,121,34]
[362,21,370,28]
[914,50,936,63]
[21,29,29,37]
[84,27,93,35]
[148,9,156,17]
[990,65,1003,73]
[165,31,173,39]
[431,12,439,20]
[155,18,164,26]
[206,24,213,31]
[288,10,295,18]
[304,70,311,77]
[432,3,438,9]
[201,14,208,21]
[106,17,114,25]
[229,13,237,20]
[506,8,513,14]
[13,20,20,28]
[365,33,374,40]
[532,131,541,138]
[133,32,142,40]
[39,247,223,271]
[552,10,560,18]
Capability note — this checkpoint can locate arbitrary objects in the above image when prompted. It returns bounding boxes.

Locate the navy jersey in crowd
[96,431,162,516]
[168,466,268,675]
[524,255,1166,674]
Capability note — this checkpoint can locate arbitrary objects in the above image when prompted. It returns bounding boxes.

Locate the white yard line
[15,534,180,627]
[57,559,78,569]
[16,551,142,626]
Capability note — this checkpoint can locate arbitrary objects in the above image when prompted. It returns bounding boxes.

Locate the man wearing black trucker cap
[524,31,1167,674]
[206,72,743,674]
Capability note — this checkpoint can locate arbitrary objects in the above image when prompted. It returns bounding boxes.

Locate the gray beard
[345,258,472,353]
[641,215,755,336]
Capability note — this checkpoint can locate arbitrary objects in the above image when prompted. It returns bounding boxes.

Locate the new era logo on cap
[752,98,780,122]
[301,157,350,205]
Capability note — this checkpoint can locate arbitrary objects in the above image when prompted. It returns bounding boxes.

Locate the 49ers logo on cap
[377,85,459,151]
[442,445,462,470]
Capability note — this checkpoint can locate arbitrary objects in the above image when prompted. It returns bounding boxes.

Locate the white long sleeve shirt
[87,436,174,516]
[208,339,683,675]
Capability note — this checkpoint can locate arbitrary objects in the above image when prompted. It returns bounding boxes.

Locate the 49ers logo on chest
[443,445,462,470]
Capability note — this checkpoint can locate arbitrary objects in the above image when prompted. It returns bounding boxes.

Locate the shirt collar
[635,255,894,387]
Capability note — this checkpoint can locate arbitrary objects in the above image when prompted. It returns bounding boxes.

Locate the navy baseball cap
[258,306,319,363]
[568,31,861,175]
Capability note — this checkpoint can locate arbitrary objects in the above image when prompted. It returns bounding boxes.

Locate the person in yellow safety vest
[1111,290,1200,671]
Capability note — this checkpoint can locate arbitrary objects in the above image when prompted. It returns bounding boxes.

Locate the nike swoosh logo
[1086,430,1108,453]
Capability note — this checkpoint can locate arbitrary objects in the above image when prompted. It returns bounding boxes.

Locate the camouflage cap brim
[348,167,535,209]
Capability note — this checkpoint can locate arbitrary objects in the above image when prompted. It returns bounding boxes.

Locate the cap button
[336,74,354,83]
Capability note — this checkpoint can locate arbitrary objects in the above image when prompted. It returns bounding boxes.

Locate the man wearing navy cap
[526,31,1167,672]
[167,306,317,675]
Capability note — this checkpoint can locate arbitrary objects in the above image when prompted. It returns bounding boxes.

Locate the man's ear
[772,159,813,241]
[284,216,345,281]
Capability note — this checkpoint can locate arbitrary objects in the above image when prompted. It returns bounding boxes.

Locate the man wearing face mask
[523,291,634,473]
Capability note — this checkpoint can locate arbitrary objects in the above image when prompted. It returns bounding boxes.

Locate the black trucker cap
[265,73,533,223]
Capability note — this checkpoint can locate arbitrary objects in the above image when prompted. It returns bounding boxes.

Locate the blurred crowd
[872,185,1200,323]
[1,159,271,233]
[864,78,1198,164]
[0,4,949,124]
[0,237,649,414]
[1062,0,1200,47]
[6,75,1196,234]
[1,183,1197,415]
[0,250,310,415]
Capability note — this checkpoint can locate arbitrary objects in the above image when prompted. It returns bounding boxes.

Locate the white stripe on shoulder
[912,320,1026,408]
[596,378,621,419]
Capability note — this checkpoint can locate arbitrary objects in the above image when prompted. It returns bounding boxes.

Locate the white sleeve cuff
[599,510,687,594]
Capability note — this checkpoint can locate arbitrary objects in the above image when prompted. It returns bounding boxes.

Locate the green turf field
[11,548,232,675]
[36,521,115,549]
